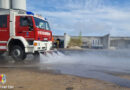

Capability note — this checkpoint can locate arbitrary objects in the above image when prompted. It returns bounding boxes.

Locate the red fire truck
[0,9,53,61]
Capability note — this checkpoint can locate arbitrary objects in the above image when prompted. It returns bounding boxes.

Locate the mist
[40,50,130,72]
[1,49,130,87]
[39,49,130,87]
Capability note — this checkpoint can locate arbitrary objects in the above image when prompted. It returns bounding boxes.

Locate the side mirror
[28,24,33,31]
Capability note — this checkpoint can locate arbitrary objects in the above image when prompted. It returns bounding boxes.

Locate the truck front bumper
[25,41,53,53]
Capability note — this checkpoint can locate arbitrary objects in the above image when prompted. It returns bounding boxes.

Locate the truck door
[0,15,10,41]
[15,16,35,40]
[0,15,9,51]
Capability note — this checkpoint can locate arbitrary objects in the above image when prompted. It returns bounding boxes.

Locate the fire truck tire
[11,45,26,61]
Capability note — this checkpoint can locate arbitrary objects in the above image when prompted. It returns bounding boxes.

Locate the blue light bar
[26,11,34,15]
[44,18,47,20]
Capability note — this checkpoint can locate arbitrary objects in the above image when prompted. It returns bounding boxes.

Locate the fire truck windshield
[34,17,51,30]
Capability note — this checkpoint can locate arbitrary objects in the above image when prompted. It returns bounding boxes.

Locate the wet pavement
[1,49,130,88]
[40,49,130,88]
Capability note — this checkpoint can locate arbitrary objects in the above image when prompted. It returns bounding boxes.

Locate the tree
[78,31,82,46]
[68,31,83,47]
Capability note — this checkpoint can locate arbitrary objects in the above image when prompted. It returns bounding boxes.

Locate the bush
[69,38,82,47]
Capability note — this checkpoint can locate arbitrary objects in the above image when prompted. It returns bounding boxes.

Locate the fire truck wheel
[11,45,26,61]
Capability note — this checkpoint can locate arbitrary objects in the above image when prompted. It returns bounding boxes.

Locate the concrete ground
[0,49,130,90]
[0,68,130,90]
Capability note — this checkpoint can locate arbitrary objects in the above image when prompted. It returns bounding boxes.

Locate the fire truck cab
[0,9,53,61]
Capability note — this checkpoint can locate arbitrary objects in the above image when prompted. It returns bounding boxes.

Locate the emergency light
[26,11,34,15]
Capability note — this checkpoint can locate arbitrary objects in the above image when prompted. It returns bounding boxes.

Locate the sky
[27,0,130,36]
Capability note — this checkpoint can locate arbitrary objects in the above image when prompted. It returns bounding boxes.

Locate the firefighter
[56,38,61,48]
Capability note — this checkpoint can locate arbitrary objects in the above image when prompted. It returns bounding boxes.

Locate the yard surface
[0,49,130,90]
[0,68,129,90]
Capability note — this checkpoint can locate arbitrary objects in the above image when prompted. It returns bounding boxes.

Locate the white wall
[64,33,71,48]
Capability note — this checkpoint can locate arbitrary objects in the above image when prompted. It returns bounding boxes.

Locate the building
[54,34,130,49]
[110,37,130,49]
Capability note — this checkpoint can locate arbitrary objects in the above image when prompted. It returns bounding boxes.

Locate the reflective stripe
[0,41,7,44]
[0,46,7,49]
